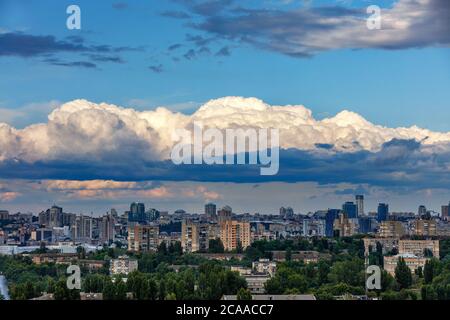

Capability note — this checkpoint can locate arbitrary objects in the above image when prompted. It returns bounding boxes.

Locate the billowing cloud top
[0,96,449,189]
[1,96,449,162]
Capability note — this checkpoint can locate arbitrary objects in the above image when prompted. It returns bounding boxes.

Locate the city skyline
[1,0,450,215]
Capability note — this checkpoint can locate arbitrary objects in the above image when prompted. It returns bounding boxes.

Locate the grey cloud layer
[170,0,450,57]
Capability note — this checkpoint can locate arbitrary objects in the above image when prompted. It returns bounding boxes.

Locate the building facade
[127,225,159,252]
[220,220,251,251]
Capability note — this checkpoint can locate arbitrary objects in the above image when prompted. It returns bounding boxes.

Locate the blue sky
[0,0,449,214]
[1,0,449,129]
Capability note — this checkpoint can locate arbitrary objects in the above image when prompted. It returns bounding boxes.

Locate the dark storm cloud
[0,32,87,57]
[1,139,450,192]
[0,32,141,67]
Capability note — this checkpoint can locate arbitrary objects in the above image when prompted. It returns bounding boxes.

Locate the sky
[0,0,449,215]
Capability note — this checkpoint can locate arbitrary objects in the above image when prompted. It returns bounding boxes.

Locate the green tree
[328,258,364,287]
[102,278,116,300]
[395,258,412,289]
[423,259,439,284]
[285,247,292,262]
[208,238,224,253]
[114,277,127,300]
[236,288,252,300]
[148,278,158,300]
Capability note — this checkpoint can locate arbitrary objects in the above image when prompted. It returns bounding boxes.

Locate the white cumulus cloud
[0,96,450,164]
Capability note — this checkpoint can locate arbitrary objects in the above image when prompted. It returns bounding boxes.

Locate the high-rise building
[333,213,359,237]
[342,202,358,219]
[377,203,389,222]
[181,220,210,253]
[145,208,160,222]
[441,204,449,220]
[218,205,233,224]
[355,195,364,216]
[220,220,251,251]
[326,209,341,237]
[128,224,159,252]
[205,203,217,219]
[129,202,146,223]
[99,213,116,244]
[71,215,93,242]
[358,216,373,234]
[48,205,63,228]
[418,205,427,216]
[280,207,294,219]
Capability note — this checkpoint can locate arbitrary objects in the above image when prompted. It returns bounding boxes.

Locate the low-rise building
[398,239,439,258]
[244,274,270,294]
[252,258,277,276]
[363,237,399,255]
[110,255,138,275]
[384,253,429,275]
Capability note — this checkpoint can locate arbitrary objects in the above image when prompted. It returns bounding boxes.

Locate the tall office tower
[280,207,294,219]
[219,220,251,251]
[110,208,118,217]
[418,205,427,216]
[127,224,159,252]
[129,202,146,222]
[326,209,341,237]
[205,203,217,219]
[358,216,372,234]
[62,212,76,227]
[377,203,389,222]
[442,204,449,220]
[355,195,364,216]
[342,202,358,219]
[218,205,233,223]
[49,205,63,228]
[145,208,160,222]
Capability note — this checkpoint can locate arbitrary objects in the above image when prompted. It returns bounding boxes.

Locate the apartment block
[127,225,159,252]
[378,220,406,238]
[399,239,439,258]
[220,220,251,251]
